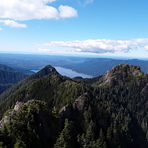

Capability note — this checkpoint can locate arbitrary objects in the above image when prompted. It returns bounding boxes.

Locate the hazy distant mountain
[0,64,148,147]
[62,58,148,76]
[0,64,28,94]
[0,53,148,77]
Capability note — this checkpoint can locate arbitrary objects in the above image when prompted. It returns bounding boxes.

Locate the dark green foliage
[0,64,148,147]
[0,100,59,148]
[0,64,27,94]
[0,72,88,118]
[54,119,77,148]
[76,75,102,85]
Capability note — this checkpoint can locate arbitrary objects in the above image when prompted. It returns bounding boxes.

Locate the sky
[0,0,148,59]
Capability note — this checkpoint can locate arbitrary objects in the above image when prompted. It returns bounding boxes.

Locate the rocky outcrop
[59,92,89,119]
[98,64,144,86]
[75,93,88,110]
[0,115,10,128]
[59,105,72,118]
[0,101,24,128]
[14,101,24,111]
[141,83,148,97]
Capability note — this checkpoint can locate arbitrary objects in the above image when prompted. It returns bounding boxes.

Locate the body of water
[55,67,93,78]
[30,70,39,73]
[31,67,93,78]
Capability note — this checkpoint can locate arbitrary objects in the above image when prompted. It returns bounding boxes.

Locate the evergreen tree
[54,119,77,148]
[95,129,107,148]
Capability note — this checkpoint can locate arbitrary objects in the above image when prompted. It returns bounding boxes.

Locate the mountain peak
[30,65,59,79]
[37,65,59,75]
[106,64,141,76]
[99,64,144,86]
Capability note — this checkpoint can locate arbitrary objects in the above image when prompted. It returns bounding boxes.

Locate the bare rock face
[59,105,72,118]
[0,101,24,127]
[14,101,24,111]
[59,92,89,119]
[75,93,88,111]
[99,64,144,86]
[0,116,9,128]
[141,83,148,97]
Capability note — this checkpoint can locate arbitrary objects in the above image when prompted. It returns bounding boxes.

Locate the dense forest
[0,64,147,148]
[0,64,28,94]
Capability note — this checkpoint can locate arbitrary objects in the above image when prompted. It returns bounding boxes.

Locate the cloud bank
[143,45,148,51]
[0,20,27,28]
[41,38,148,53]
[0,0,78,28]
[38,48,52,52]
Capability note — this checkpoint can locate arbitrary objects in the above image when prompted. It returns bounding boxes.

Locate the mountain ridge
[0,64,28,94]
[0,64,148,147]
[94,64,147,86]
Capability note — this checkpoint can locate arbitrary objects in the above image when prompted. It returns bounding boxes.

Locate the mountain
[0,64,148,148]
[1,53,148,77]
[0,64,28,94]
[61,58,148,76]
[0,65,88,115]
[93,64,147,86]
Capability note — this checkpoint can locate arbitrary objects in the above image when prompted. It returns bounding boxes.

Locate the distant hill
[0,64,148,147]
[0,64,28,94]
[61,58,148,76]
[0,53,148,77]
[0,65,60,101]
[0,65,87,108]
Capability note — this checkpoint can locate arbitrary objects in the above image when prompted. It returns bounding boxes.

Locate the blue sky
[0,0,148,58]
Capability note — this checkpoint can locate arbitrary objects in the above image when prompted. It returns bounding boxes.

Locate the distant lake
[55,67,93,78]
[30,70,39,73]
[31,67,93,78]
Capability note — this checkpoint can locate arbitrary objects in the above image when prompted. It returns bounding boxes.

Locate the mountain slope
[0,65,88,117]
[0,65,59,101]
[0,64,28,94]
[93,64,147,86]
[92,64,148,147]
[0,64,148,148]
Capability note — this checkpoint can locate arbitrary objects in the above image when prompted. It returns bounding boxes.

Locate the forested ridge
[0,64,28,94]
[0,64,147,148]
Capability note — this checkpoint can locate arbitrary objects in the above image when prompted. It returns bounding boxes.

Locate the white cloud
[41,38,148,53]
[38,48,52,52]
[43,0,57,3]
[0,0,78,21]
[143,45,148,51]
[0,28,3,30]
[59,5,78,18]
[0,20,27,28]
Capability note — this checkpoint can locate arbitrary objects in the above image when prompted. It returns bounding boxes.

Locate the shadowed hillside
[0,64,148,148]
[0,64,28,94]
